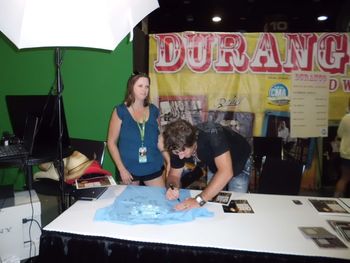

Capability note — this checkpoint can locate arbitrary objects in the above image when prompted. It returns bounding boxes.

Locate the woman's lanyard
[131,105,146,146]
[136,117,146,146]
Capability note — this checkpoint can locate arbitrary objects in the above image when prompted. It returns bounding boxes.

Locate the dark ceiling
[147,0,350,33]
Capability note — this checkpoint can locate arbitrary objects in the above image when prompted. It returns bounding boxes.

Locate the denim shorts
[207,156,252,193]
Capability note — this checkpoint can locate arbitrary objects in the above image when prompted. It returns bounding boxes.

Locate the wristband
[195,194,206,206]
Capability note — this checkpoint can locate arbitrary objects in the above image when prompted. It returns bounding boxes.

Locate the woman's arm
[107,109,133,184]
[157,134,170,178]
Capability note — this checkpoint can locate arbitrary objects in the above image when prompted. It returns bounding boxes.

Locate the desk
[39,186,350,263]
[0,155,51,189]
[0,149,71,189]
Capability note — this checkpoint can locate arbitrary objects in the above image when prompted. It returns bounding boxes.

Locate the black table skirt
[38,230,349,263]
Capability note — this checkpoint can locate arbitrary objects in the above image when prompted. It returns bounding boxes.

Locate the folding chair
[258,156,304,195]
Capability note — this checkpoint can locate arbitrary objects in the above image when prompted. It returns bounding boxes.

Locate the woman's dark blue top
[116,103,163,176]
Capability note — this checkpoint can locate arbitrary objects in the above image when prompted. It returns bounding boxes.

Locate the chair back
[253,136,283,171]
[258,156,304,195]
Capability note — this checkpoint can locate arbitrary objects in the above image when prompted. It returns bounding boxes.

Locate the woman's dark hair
[163,119,198,152]
[124,73,150,107]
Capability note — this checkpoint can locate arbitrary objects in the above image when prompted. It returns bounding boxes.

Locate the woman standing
[107,73,167,187]
[334,97,350,197]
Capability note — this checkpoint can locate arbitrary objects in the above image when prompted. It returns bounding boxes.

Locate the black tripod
[54,47,67,212]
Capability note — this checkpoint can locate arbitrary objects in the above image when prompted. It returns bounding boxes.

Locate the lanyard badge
[136,119,147,163]
[138,146,147,163]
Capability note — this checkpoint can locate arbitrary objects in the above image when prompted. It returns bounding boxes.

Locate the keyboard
[0,144,29,158]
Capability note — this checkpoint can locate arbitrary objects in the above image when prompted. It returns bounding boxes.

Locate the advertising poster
[291,72,329,138]
[148,32,350,189]
[149,32,350,135]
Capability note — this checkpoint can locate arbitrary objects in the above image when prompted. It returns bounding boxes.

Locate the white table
[39,185,350,263]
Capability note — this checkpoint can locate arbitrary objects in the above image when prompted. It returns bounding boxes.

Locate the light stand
[55,47,67,212]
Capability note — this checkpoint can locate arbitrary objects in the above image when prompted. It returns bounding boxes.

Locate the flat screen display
[5,95,70,156]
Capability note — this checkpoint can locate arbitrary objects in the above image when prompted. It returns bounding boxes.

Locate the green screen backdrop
[0,33,132,189]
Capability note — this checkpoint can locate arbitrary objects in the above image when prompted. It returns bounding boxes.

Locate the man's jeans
[207,156,252,193]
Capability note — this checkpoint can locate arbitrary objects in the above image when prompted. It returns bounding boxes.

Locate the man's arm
[174,150,233,211]
[200,151,233,202]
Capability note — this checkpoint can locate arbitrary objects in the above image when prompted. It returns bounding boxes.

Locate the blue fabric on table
[94,185,214,225]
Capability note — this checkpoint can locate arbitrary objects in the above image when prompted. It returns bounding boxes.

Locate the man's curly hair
[163,119,198,152]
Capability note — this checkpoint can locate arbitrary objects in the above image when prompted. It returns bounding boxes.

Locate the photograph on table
[312,237,347,249]
[327,220,350,242]
[222,199,254,213]
[309,199,350,215]
[210,191,232,204]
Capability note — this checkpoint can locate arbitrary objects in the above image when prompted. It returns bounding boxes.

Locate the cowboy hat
[65,160,112,184]
[34,157,69,181]
[34,162,61,181]
[64,151,95,181]
[34,151,111,184]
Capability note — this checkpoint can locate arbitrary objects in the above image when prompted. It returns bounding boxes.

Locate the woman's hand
[119,169,133,184]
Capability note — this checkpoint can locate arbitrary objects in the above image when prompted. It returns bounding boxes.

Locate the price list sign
[291,72,329,138]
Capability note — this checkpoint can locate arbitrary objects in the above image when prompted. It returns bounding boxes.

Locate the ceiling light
[317,15,328,21]
[212,16,222,23]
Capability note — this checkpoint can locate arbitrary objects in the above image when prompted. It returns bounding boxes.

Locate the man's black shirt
[170,122,251,176]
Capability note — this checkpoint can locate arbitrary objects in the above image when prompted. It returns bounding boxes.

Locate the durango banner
[149,32,350,190]
[149,32,350,140]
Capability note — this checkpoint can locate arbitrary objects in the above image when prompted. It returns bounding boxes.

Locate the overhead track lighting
[212,16,222,23]
[317,15,328,21]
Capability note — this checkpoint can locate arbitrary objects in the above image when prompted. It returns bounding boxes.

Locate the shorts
[132,166,164,182]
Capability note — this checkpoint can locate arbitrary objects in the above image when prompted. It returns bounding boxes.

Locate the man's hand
[174,198,200,211]
[166,184,180,200]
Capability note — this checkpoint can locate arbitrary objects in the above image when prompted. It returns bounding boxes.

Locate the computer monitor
[5,95,70,156]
